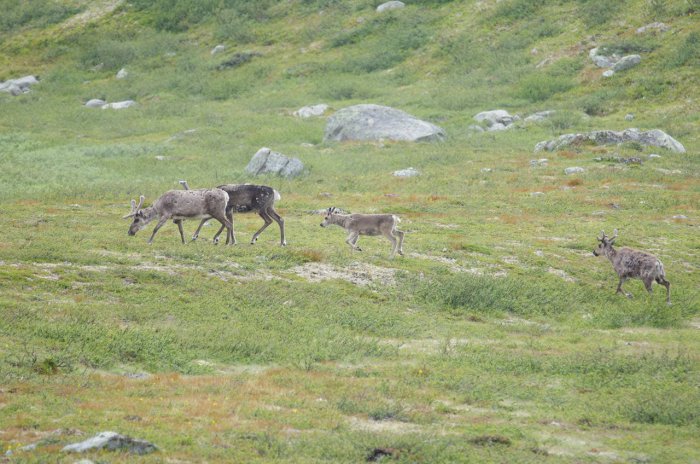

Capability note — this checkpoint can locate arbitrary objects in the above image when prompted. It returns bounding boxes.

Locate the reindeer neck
[141,207,158,223]
[604,245,617,261]
[331,214,351,228]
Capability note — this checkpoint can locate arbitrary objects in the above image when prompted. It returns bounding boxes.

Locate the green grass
[0,0,699,462]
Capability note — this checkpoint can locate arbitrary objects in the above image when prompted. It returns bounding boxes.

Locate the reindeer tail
[273,189,281,202]
[392,215,401,223]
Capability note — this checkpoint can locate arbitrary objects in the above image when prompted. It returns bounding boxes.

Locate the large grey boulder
[377,1,405,12]
[0,75,39,95]
[613,55,641,72]
[324,104,445,142]
[636,22,669,34]
[535,129,685,153]
[62,432,157,455]
[245,147,304,178]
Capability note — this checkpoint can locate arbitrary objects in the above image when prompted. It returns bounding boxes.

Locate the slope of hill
[0,1,698,462]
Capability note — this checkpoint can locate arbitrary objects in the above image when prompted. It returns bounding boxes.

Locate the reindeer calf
[320,207,405,258]
[593,229,671,304]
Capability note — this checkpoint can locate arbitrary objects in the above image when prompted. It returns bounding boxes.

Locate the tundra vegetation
[0,0,698,462]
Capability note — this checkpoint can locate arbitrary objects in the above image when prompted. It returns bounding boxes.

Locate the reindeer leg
[346,232,361,251]
[616,277,632,298]
[251,211,273,244]
[386,233,398,258]
[191,217,210,241]
[174,219,185,244]
[148,216,170,244]
[213,209,235,245]
[658,277,671,305]
[268,208,286,246]
[395,229,405,256]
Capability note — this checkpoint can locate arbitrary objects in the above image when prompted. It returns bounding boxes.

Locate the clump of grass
[667,32,700,67]
[516,74,574,102]
[624,385,700,426]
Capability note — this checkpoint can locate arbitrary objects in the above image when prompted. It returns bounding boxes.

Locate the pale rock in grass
[589,47,620,68]
[0,75,39,95]
[564,167,585,175]
[648,154,661,159]
[525,110,556,123]
[211,44,225,55]
[101,100,137,109]
[535,129,685,153]
[324,104,445,142]
[613,54,641,72]
[393,167,420,177]
[245,147,304,178]
[294,104,328,118]
[116,68,128,79]
[467,124,484,133]
[602,69,615,78]
[376,1,405,13]
[474,109,518,131]
[85,98,106,108]
[62,431,158,455]
[625,113,634,121]
[530,159,548,167]
[636,22,669,34]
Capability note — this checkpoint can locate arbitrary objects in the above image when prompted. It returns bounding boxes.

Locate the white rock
[101,100,137,109]
[116,68,128,79]
[293,104,328,118]
[393,167,420,177]
[603,70,615,77]
[564,167,585,175]
[85,99,106,108]
[211,45,225,55]
[376,1,405,13]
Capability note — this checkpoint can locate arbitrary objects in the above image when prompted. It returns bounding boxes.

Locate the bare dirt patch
[291,262,396,286]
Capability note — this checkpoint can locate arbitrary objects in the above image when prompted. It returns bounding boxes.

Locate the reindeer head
[593,229,618,256]
[320,207,338,227]
[123,196,150,236]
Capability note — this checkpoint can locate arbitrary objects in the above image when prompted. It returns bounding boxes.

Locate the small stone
[672,215,688,220]
[393,167,420,177]
[603,70,615,78]
[211,45,225,55]
[116,68,128,79]
[648,154,661,159]
[530,191,545,197]
[625,113,634,121]
[564,167,584,175]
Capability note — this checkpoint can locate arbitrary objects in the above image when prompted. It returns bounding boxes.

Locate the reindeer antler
[179,180,190,190]
[597,230,606,242]
[122,195,145,219]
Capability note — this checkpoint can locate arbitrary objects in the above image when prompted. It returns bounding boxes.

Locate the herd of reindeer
[123,182,671,304]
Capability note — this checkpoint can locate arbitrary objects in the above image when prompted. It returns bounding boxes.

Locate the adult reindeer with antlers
[123,189,234,245]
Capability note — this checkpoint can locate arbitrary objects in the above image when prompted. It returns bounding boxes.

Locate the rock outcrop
[324,104,445,142]
[535,129,685,153]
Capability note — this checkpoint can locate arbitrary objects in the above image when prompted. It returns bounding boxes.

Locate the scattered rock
[672,215,688,220]
[530,158,548,167]
[602,69,615,78]
[84,99,106,108]
[564,167,584,175]
[367,447,400,461]
[101,100,137,110]
[116,68,128,79]
[62,431,158,455]
[530,192,545,197]
[613,54,641,72]
[211,44,225,55]
[636,22,669,34]
[535,129,685,153]
[589,48,620,68]
[393,167,420,177]
[216,51,261,70]
[294,104,328,118]
[474,109,518,131]
[625,113,634,121]
[594,155,642,164]
[245,147,304,178]
[525,111,555,123]
[376,1,405,13]
[0,75,39,95]
[648,154,661,159]
[324,104,445,142]
[467,124,484,133]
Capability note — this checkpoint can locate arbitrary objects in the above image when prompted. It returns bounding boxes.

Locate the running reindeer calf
[180,181,285,245]
[124,189,234,245]
[320,207,405,258]
[593,229,671,304]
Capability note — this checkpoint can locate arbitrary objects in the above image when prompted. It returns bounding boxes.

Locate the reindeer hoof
[282,241,287,246]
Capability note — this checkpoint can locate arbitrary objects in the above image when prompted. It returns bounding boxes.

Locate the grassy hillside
[1,0,698,462]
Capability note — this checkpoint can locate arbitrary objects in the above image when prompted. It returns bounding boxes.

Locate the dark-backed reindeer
[180,181,285,246]
[124,189,234,245]
[593,229,671,304]
[320,207,405,258]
